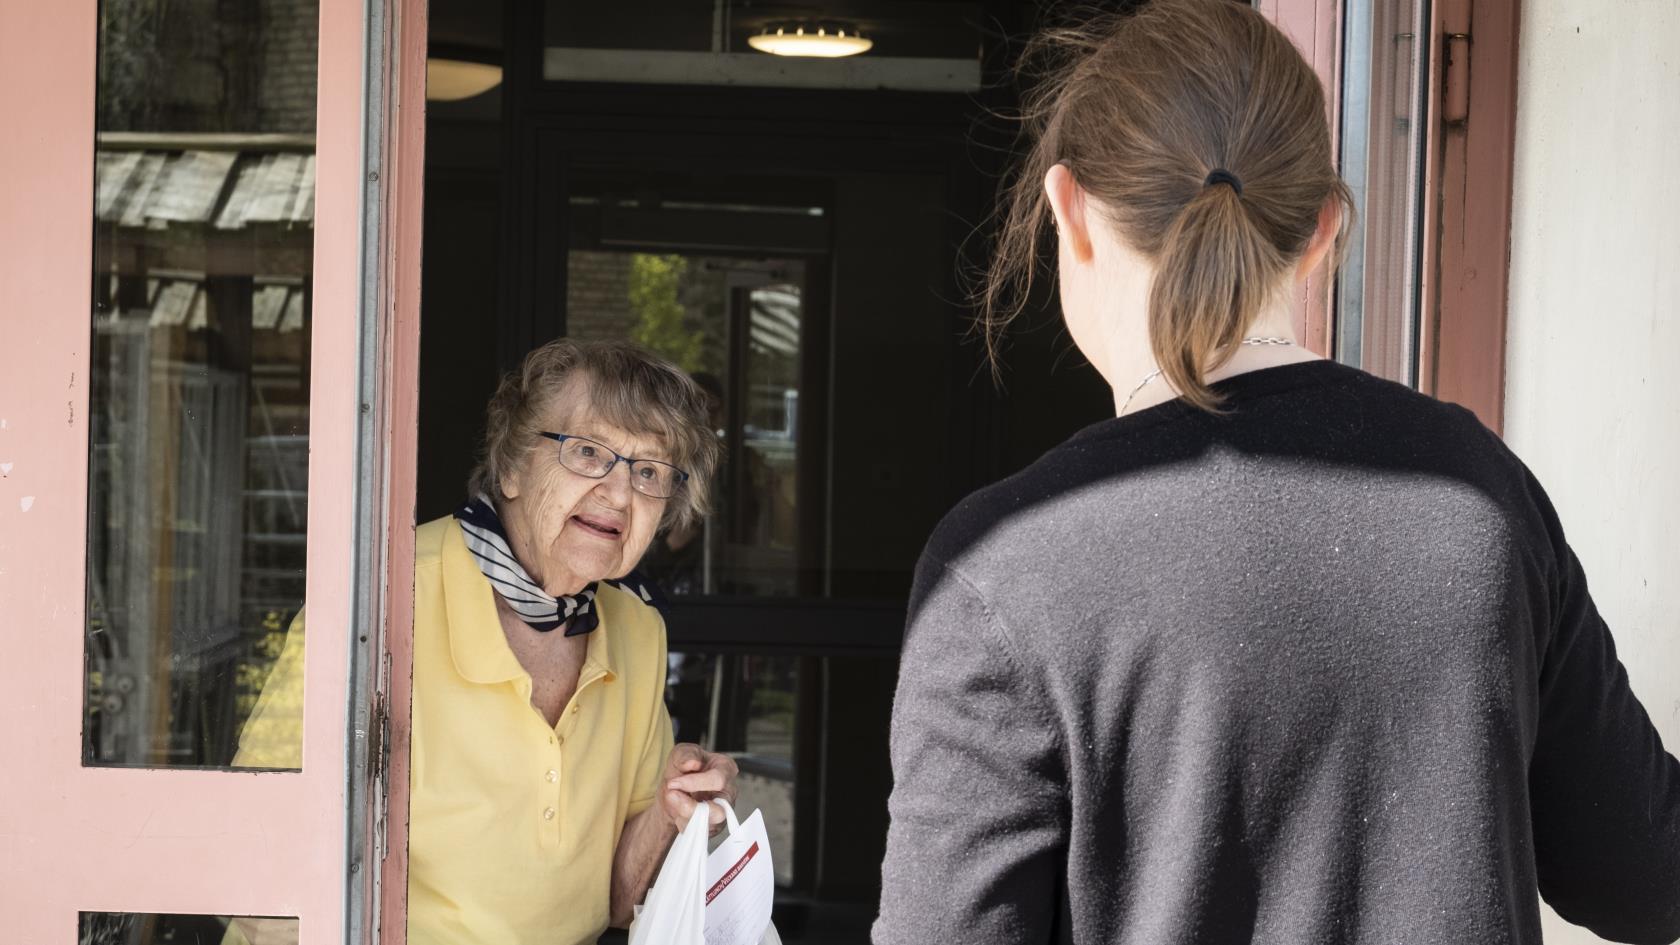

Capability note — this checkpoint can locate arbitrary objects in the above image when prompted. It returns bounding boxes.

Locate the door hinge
[1443,31,1472,125]
[1441,0,1473,126]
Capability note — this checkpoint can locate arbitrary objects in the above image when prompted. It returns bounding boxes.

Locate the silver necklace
[1118,336,1295,415]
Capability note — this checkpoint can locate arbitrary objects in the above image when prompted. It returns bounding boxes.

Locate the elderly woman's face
[498,393,671,598]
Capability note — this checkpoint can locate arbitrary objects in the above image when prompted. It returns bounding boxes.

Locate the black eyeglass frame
[538,431,690,498]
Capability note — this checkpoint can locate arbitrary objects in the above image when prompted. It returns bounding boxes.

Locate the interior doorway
[416,1,1114,940]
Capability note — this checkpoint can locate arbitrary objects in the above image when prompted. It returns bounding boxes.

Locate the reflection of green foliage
[751,687,797,733]
[628,254,705,372]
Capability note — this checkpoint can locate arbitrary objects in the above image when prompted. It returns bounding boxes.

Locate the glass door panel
[667,651,802,888]
[0,0,386,939]
[734,281,804,596]
[84,0,318,770]
[564,198,825,598]
[1336,0,1431,384]
[80,913,299,945]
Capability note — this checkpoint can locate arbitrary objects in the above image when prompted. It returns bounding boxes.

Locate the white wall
[1504,3,1680,942]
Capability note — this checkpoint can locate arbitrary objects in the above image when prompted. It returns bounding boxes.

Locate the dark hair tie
[1204,168,1243,195]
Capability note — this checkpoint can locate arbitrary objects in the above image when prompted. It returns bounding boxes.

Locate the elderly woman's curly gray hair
[468,339,719,533]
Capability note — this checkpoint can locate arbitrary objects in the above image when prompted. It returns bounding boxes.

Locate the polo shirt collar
[440,520,619,685]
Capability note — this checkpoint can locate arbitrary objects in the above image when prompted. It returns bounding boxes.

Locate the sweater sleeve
[1530,538,1680,944]
[873,554,1068,945]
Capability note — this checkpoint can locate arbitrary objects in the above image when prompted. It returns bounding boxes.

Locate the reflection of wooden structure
[724,275,804,596]
[94,133,316,277]
[85,133,313,767]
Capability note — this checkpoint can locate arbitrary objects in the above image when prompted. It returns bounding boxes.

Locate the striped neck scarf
[454,494,660,636]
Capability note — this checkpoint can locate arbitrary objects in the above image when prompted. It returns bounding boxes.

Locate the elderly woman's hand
[659,742,740,835]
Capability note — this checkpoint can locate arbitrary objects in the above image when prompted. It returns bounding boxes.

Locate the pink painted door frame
[1419,0,1521,433]
[365,0,427,939]
[0,0,418,940]
[1262,0,1520,430]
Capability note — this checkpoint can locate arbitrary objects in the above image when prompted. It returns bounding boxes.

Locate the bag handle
[709,797,742,835]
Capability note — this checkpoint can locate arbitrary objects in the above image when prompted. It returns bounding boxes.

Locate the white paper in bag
[702,804,775,945]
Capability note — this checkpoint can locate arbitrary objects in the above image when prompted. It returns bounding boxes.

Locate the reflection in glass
[567,250,807,597]
[79,913,296,945]
[738,283,802,582]
[84,0,318,769]
[1336,0,1428,383]
[542,1,984,91]
[667,652,800,886]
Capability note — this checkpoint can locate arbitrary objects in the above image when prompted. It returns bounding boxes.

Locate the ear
[1295,196,1343,282]
[499,467,521,501]
[1044,163,1095,265]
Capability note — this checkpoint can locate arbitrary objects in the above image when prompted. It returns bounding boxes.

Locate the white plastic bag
[701,799,776,945]
[629,799,780,945]
[629,802,711,945]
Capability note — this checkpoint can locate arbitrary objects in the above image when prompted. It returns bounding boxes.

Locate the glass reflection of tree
[628,254,707,373]
[599,252,804,597]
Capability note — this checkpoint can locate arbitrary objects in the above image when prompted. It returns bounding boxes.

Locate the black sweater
[873,360,1680,945]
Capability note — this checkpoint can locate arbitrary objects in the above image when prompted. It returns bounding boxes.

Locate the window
[1335,0,1430,383]
[564,187,829,599]
[567,246,812,597]
[84,0,319,769]
[79,913,298,945]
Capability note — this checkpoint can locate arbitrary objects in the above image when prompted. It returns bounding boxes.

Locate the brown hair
[983,0,1354,409]
[468,339,720,532]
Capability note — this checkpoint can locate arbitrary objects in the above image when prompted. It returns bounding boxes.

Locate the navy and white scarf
[454,494,661,636]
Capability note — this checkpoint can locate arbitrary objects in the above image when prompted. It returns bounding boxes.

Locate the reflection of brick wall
[98,0,317,133]
[260,0,319,133]
[567,250,636,341]
[563,251,732,378]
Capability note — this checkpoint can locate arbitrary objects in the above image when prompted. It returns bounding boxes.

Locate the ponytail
[1149,179,1289,411]
[979,0,1353,410]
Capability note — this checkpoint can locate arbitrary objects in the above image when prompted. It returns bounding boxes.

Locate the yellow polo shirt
[231,516,674,945]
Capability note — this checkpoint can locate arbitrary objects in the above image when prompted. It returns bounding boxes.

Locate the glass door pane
[723,275,804,595]
[84,0,318,770]
[564,194,825,598]
[1336,0,1430,384]
[79,913,298,945]
[667,651,802,888]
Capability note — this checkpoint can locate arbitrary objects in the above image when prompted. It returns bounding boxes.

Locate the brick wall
[566,250,636,341]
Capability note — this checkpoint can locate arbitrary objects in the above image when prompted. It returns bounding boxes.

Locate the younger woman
[874,2,1680,943]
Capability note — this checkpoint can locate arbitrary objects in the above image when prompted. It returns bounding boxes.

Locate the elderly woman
[231,339,736,945]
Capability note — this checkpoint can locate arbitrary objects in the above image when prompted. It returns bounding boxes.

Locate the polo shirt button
[543,807,556,821]
[555,734,565,747]
[545,769,558,783]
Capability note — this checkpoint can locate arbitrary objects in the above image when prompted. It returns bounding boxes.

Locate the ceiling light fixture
[426,58,503,102]
[747,21,873,58]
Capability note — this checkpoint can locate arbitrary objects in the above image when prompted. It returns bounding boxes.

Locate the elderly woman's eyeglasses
[538,432,689,499]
